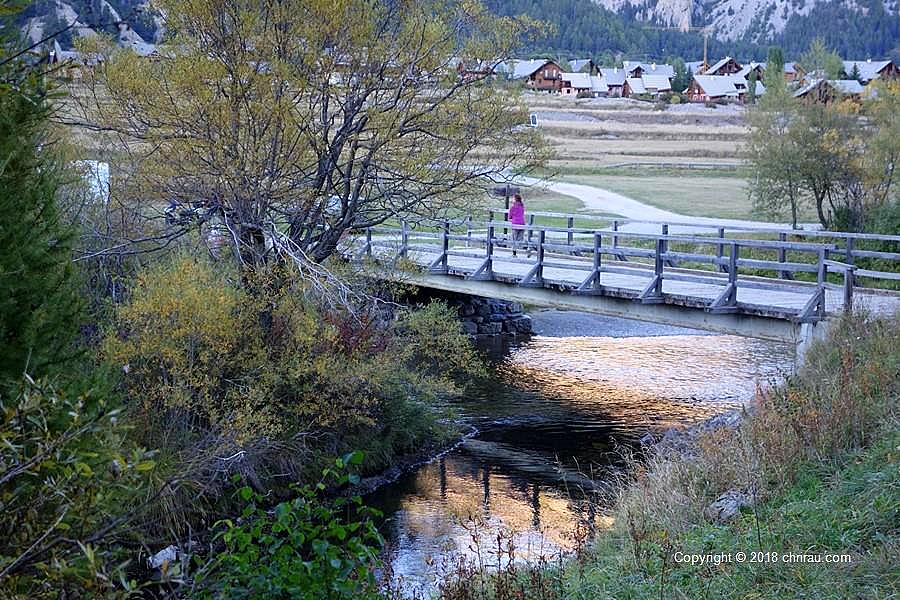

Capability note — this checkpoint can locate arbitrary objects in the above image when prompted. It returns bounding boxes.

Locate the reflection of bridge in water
[353,211,900,363]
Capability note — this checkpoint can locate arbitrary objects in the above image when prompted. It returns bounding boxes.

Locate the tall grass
[433,311,900,599]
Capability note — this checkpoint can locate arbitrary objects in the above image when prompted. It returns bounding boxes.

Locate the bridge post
[400,221,409,258]
[709,242,739,312]
[577,232,603,294]
[470,225,495,281]
[428,221,451,274]
[661,224,674,267]
[567,216,574,248]
[845,237,855,265]
[817,249,827,285]
[612,220,626,261]
[716,227,727,273]
[365,228,372,257]
[637,237,665,303]
[520,230,545,287]
[843,266,855,311]
[777,233,792,280]
[527,214,535,249]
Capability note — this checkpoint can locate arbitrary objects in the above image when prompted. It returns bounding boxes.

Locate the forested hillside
[17,0,900,62]
[488,0,900,61]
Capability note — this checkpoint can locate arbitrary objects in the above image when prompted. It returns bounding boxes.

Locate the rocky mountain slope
[17,0,900,60]
[594,0,900,43]
[18,0,158,50]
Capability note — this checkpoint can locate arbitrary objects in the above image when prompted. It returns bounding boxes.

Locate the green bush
[104,255,480,530]
[0,373,154,596]
[191,452,383,599]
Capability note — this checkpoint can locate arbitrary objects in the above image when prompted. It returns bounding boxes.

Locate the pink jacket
[508,201,525,225]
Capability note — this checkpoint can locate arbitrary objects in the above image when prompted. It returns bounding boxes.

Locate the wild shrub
[0,373,156,596]
[104,254,482,529]
[190,452,383,600]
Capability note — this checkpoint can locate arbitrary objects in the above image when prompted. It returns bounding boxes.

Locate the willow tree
[69,0,546,266]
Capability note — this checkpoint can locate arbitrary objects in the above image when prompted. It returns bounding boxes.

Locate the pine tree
[0,31,82,381]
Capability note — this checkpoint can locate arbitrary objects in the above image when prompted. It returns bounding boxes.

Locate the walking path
[514,176,819,234]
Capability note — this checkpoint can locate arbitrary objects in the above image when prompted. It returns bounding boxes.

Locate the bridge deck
[351,213,900,346]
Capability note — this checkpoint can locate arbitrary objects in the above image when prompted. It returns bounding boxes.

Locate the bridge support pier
[794,320,834,372]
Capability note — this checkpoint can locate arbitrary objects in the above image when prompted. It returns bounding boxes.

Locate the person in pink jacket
[508,193,526,256]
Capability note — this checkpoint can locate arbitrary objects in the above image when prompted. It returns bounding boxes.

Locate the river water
[368,310,794,596]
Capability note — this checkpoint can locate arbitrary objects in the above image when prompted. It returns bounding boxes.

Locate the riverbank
[438,312,899,600]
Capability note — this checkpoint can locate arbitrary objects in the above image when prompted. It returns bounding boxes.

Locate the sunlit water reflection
[368,311,794,596]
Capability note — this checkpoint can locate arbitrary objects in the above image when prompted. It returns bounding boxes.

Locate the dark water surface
[368,311,794,596]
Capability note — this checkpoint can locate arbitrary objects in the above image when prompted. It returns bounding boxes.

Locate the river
[367,310,794,597]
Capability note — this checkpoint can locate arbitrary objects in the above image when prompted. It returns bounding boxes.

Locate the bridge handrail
[487,207,900,243]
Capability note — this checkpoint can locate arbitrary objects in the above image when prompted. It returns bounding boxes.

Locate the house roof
[508,59,556,79]
[794,78,865,98]
[625,77,646,94]
[590,75,607,93]
[784,62,799,74]
[623,61,675,79]
[842,60,892,82]
[705,56,742,75]
[642,74,672,91]
[831,79,866,94]
[735,62,765,79]
[692,75,741,97]
[561,72,593,89]
[570,59,594,72]
[598,67,626,86]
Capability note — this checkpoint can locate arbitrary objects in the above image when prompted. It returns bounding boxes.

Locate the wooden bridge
[351,211,900,362]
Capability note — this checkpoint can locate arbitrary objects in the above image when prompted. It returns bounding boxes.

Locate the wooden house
[704,57,743,76]
[510,59,563,92]
[842,60,898,83]
[685,75,741,102]
[794,79,865,104]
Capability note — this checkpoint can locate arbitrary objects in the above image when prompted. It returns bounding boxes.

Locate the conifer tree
[0,24,82,381]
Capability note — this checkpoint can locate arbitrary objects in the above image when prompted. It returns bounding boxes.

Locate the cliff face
[590,0,898,41]
[18,0,161,49]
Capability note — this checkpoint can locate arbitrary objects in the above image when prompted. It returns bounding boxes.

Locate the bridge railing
[359,218,866,322]
[482,209,900,288]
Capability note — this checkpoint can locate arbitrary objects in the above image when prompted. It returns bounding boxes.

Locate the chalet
[685,75,742,102]
[559,72,592,96]
[704,57,743,76]
[842,60,898,83]
[736,62,766,82]
[623,61,676,80]
[623,74,672,98]
[623,77,645,97]
[598,67,626,97]
[509,59,563,92]
[784,62,804,83]
[794,79,865,104]
[570,58,598,75]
